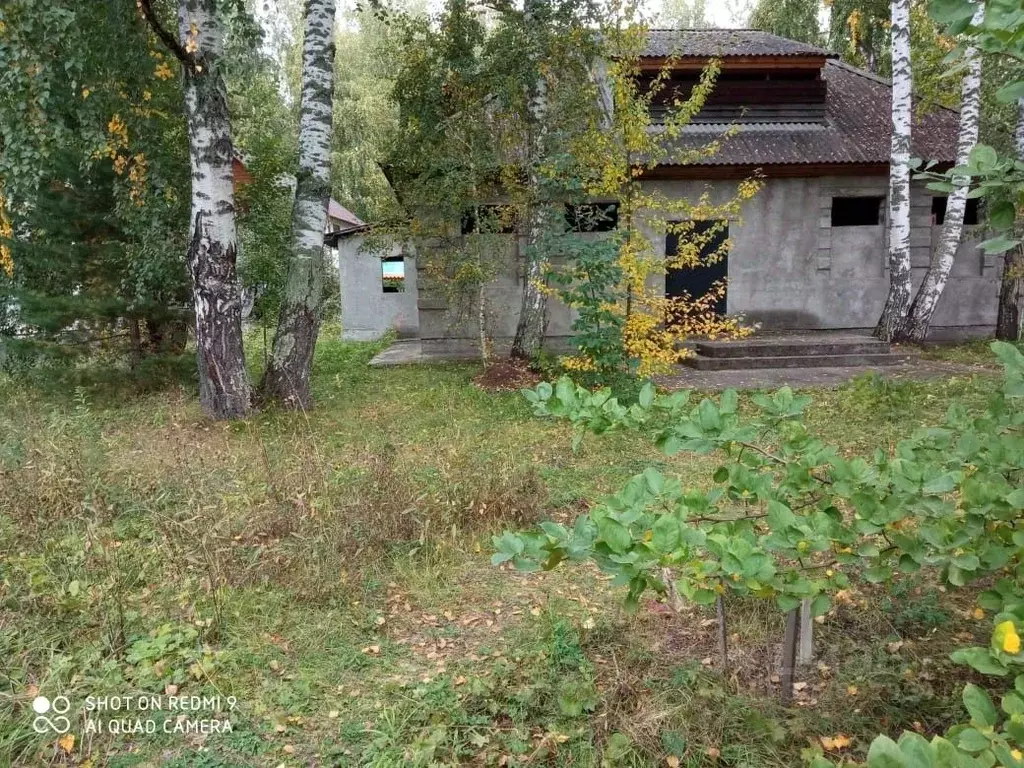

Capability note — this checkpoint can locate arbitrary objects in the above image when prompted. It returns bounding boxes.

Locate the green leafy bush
[496,342,1024,730]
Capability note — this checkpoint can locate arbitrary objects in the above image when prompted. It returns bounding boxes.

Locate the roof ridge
[826,58,891,86]
[642,27,836,57]
[645,27,764,31]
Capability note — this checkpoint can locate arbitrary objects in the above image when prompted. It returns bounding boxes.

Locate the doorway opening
[665,220,729,318]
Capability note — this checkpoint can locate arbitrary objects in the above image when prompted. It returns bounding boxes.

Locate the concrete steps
[681,336,912,371]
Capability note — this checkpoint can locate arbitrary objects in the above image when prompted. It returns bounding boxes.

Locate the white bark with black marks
[875,0,913,342]
[179,0,251,419]
[510,0,551,361]
[996,98,1024,341]
[902,3,984,342]
[262,0,337,408]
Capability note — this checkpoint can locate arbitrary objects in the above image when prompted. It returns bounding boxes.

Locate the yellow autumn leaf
[974,608,986,620]
[58,733,75,752]
[997,620,1022,655]
[820,734,852,751]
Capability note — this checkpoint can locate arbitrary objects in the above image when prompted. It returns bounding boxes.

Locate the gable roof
[641,29,835,59]
[650,60,960,171]
[328,199,366,230]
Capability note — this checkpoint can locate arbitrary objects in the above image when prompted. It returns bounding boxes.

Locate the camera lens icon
[31,695,71,734]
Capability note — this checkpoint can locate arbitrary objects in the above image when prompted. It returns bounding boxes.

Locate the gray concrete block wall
[644,175,999,332]
[416,236,580,355]
[339,236,419,341]
[368,174,1001,352]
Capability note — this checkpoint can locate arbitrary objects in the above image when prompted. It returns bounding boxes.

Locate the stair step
[682,352,912,371]
[694,338,890,359]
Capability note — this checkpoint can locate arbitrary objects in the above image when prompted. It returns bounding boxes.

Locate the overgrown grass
[0,335,1009,766]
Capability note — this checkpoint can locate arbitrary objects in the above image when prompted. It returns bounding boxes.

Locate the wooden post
[798,598,813,666]
[780,608,799,706]
[716,594,729,669]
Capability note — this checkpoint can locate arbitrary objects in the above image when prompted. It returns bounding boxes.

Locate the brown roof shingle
[656,60,960,167]
[642,29,835,59]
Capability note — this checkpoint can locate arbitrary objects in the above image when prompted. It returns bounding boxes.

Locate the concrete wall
[338,236,419,341]
[401,174,1001,353]
[642,175,999,332]
[416,236,582,355]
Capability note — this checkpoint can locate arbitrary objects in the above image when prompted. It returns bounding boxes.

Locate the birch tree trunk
[510,0,550,361]
[261,0,337,408]
[901,3,984,342]
[178,0,251,419]
[875,0,914,342]
[996,97,1024,342]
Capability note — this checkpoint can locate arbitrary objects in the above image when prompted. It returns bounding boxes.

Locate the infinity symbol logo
[31,696,71,734]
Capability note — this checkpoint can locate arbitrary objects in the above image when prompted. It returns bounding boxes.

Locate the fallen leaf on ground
[820,734,851,751]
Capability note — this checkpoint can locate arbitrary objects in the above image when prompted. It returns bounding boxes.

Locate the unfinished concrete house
[347,30,998,357]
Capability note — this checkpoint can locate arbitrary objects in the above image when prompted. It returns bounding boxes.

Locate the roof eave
[637,54,835,71]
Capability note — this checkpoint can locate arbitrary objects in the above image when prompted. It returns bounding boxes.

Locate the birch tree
[900,2,984,342]
[140,0,252,419]
[510,0,552,362]
[996,98,1024,341]
[875,0,914,342]
[261,0,338,408]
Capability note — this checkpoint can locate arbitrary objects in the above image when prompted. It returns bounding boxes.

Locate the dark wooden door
[665,220,728,316]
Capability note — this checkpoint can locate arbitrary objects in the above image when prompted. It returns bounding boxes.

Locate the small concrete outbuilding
[328,202,419,341]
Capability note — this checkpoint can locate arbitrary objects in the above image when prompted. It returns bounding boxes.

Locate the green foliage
[545,228,629,377]
[502,341,1024,762]
[383,0,603,351]
[924,0,1024,253]
[918,140,1024,255]
[126,622,220,690]
[0,0,192,370]
[228,26,299,330]
[749,0,824,47]
[330,8,404,222]
[811,620,1024,766]
[510,341,1023,602]
[828,0,891,74]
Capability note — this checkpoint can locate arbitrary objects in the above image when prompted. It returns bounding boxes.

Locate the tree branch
[138,0,196,73]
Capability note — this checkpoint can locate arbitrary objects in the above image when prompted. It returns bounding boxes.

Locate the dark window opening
[382,256,405,293]
[639,69,827,124]
[461,204,517,235]
[831,196,883,227]
[932,195,980,226]
[566,202,619,232]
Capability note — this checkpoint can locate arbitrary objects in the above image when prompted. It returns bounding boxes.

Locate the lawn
[0,336,1011,767]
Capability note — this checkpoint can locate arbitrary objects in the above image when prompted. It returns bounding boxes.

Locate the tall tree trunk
[901,3,984,342]
[510,0,550,361]
[996,98,1024,342]
[178,0,251,419]
[875,0,913,342]
[261,0,338,408]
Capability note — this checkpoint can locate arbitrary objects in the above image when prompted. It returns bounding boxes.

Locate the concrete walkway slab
[368,339,480,367]
[369,339,997,391]
[654,359,994,391]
